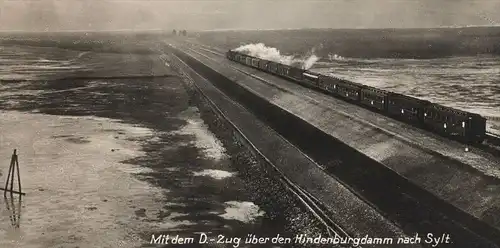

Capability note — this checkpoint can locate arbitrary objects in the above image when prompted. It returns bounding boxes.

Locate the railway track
[486,132,500,148]
[162,47,358,248]
[487,132,500,139]
[186,41,500,152]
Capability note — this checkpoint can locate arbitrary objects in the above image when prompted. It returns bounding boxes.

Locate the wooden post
[1,149,25,196]
[4,153,13,196]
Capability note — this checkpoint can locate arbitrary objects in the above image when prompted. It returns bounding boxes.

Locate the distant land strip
[0,74,176,83]
[54,74,176,81]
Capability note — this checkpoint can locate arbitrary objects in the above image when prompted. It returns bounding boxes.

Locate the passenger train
[226,50,487,144]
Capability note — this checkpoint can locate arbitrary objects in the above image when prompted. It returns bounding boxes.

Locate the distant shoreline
[1,25,500,34]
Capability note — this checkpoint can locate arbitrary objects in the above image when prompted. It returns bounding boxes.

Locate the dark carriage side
[276,63,304,82]
[423,103,486,143]
[268,61,279,74]
[226,50,234,60]
[334,78,363,102]
[251,57,260,68]
[318,74,340,94]
[386,93,430,125]
[360,86,388,111]
[258,59,270,71]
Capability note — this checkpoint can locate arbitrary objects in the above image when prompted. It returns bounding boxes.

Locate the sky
[0,0,499,31]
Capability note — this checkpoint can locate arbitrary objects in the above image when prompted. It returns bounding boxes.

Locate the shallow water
[311,56,500,118]
[0,111,161,248]
[0,43,293,247]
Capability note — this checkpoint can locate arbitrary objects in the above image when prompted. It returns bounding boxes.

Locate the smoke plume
[233,43,319,70]
[328,54,345,61]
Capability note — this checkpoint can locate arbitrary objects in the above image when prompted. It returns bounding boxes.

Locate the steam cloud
[328,53,344,61]
[233,43,319,70]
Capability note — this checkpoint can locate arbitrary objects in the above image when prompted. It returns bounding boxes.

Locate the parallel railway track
[163,48,358,248]
[186,41,500,152]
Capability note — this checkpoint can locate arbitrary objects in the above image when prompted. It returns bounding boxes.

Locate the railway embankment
[185,41,500,227]
[165,43,500,247]
[165,44,414,248]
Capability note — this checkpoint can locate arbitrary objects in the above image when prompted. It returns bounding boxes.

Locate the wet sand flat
[0,112,160,248]
[0,41,326,248]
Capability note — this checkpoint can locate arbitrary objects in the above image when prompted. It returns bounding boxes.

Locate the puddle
[174,107,228,161]
[193,169,236,180]
[218,201,265,224]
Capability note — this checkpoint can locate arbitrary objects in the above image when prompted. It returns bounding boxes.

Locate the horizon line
[1,25,500,33]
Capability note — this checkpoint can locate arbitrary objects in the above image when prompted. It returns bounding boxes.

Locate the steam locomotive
[226,50,487,144]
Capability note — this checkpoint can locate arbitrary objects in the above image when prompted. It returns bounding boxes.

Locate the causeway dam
[160,39,500,248]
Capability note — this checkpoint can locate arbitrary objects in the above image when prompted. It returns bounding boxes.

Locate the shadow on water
[3,194,22,229]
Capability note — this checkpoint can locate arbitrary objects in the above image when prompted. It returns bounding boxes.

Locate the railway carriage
[335,79,362,101]
[251,58,260,68]
[245,57,252,66]
[258,59,270,71]
[276,64,304,81]
[288,67,305,81]
[423,104,486,143]
[360,86,388,111]
[268,61,279,74]
[386,93,429,124]
[318,74,341,93]
[226,50,235,60]
[276,63,289,77]
[238,54,247,64]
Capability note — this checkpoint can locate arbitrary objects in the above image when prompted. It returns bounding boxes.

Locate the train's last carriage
[226,50,234,60]
[423,104,486,143]
[386,93,429,124]
[336,79,362,101]
[360,86,388,111]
